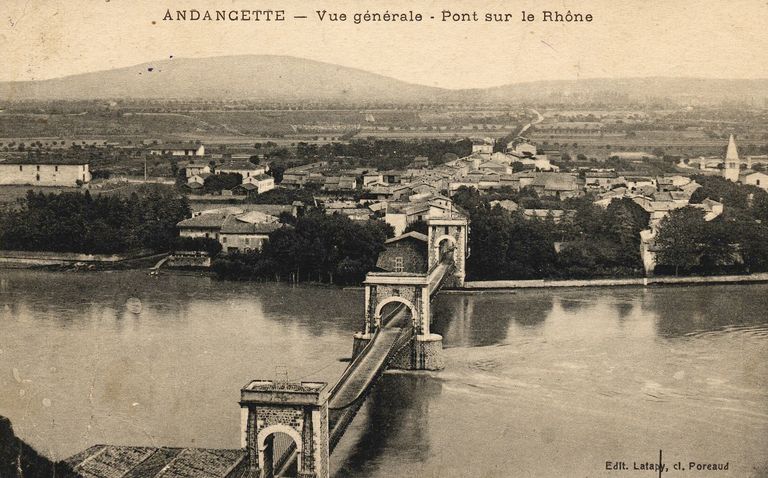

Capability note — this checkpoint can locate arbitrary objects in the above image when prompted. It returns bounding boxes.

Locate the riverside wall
[461,273,768,291]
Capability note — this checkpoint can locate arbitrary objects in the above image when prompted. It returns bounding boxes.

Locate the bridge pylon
[427,213,469,288]
[240,380,330,478]
[355,273,444,370]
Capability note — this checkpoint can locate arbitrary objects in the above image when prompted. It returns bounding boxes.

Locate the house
[739,170,768,191]
[529,173,582,199]
[471,138,494,157]
[338,175,358,192]
[216,160,266,179]
[0,158,91,186]
[184,178,205,191]
[363,172,383,186]
[510,141,537,156]
[625,176,657,191]
[585,171,622,192]
[177,213,229,240]
[219,214,281,253]
[381,170,405,184]
[188,173,212,185]
[478,160,511,175]
[281,170,308,189]
[384,195,463,236]
[240,173,275,194]
[411,156,430,169]
[375,232,429,273]
[489,199,519,212]
[149,143,205,157]
[185,163,212,178]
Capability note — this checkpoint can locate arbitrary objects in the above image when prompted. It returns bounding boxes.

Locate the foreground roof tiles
[65,445,247,478]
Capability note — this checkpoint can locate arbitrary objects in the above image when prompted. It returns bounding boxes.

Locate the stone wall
[376,239,428,273]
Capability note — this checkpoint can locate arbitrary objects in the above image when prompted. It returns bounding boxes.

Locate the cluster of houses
[176,204,298,254]
[184,157,275,196]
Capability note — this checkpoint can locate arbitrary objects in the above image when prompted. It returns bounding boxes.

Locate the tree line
[452,187,650,279]
[0,187,190,254]
[212,211,393,285]
[655,176,768,275]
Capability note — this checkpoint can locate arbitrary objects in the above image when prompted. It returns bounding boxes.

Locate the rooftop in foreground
[65,444,246,478]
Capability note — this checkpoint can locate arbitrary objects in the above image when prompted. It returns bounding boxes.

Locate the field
[0,106,531,143]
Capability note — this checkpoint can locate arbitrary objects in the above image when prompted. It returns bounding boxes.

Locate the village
[0,128,766,278]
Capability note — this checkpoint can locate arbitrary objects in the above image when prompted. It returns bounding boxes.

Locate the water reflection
[649,285,768,337]
[434,292,554,347]
[332,373,442,477]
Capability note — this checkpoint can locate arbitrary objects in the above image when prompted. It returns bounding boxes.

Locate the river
[1,270,766,477]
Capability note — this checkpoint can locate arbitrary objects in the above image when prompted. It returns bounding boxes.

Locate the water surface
[1,270,766,477]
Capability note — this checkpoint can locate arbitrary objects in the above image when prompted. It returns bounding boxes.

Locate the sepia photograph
[0,0,767,476]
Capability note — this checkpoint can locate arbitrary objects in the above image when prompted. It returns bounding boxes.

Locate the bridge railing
[329,324,413,411]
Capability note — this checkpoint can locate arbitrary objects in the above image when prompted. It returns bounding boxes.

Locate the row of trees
[292,138,472,167]
[213,212,393,285]
[0,188,190,254]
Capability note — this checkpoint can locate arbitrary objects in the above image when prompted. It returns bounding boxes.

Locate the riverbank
[461,272,768,290]
[0,249,166,269]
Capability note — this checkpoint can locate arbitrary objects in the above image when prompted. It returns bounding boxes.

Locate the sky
[1,0,767,89]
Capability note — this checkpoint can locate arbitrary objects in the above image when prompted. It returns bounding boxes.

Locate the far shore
[457,272,768,291]
[3,251,768,292]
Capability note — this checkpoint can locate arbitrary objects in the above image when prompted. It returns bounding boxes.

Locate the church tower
[723,134,740,182]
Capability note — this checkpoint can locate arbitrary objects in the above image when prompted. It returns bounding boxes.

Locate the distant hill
[460,77,768,105]
[1,55,766,105]
[0,55,446,103]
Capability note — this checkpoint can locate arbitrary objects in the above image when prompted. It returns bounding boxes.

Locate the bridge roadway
[274,261,453,475]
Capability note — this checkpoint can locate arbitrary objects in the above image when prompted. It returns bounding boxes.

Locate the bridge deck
[274,264,453,474]
[328,328,404,411]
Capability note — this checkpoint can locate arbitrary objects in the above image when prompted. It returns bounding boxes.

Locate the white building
[239,174,276,194]
[216,160,267,179]
[0,159,91,186]
[149,143,205,157]
[739,171,768,191]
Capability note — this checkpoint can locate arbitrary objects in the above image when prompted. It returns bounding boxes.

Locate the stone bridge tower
[427,214,469,287]
[240,380,330,478]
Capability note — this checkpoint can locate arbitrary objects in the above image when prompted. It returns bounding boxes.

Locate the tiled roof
[530,173,579,191]
[177,213,228,229]
[65,445,246,478]
[385,231,428,244]
[221,215,281,235]
[0,156,89,165]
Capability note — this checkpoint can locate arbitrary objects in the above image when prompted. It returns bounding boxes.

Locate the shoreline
[458,273,768,291]
[4,256,768,292]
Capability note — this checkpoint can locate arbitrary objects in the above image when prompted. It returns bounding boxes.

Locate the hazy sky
[1,0,767,89]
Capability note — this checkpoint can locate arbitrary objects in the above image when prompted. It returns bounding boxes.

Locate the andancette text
[160,9,594,24]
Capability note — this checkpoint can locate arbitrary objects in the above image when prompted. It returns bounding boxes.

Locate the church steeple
[723,134,740,182]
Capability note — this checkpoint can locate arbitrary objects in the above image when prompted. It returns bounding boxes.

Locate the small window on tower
[394,257,404,273]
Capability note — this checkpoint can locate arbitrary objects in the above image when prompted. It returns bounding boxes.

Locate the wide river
[1,270,766,477]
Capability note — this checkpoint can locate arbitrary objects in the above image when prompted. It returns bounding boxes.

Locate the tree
[203,173,242,193]
[404,219,428,235]
[655,207,707,275]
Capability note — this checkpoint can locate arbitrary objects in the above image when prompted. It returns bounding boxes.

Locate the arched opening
[258,426,302,478]
[375,297,417,329]
[434,235,458,265]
